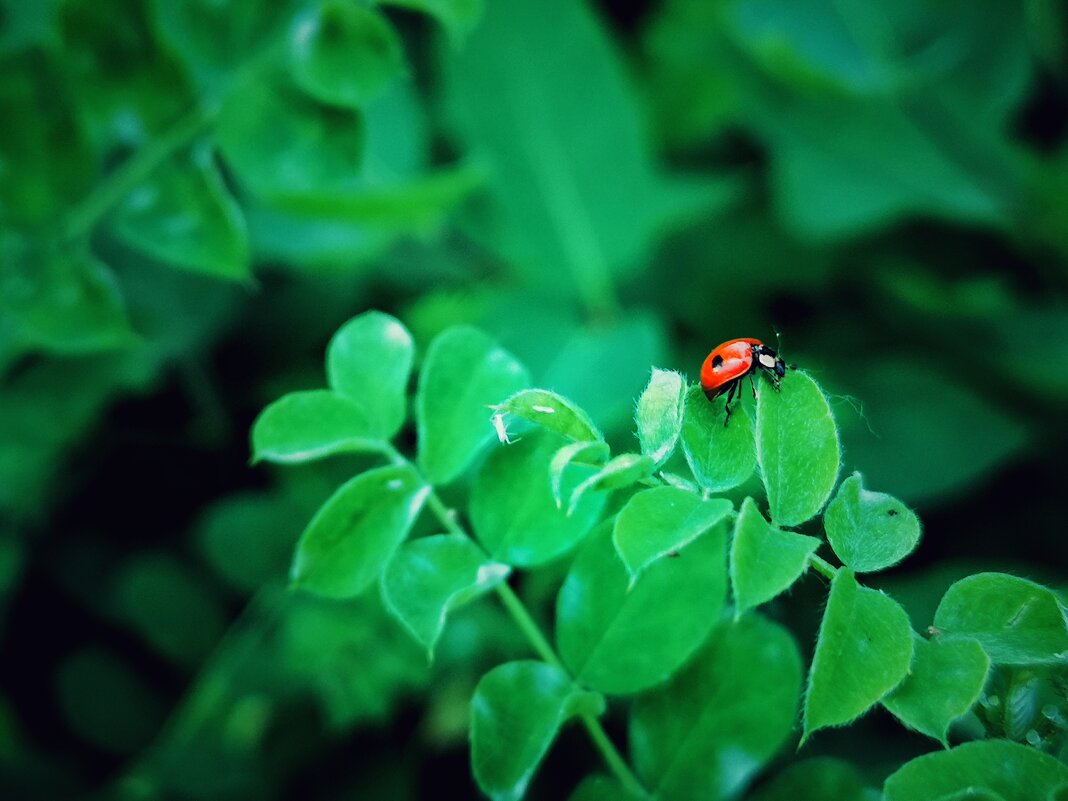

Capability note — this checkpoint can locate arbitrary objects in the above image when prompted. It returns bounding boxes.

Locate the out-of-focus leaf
[0,0,57,55]
[556,519,726,695]
[327,311,414,440]
[290,2,403,109]
[380,533,509,658]
[567,775,634,801]
[824,472,922,573]
[635,368,686,466]
[681,385,757,492]
[471,661,604,801]
[730,496,819,615]
[883,740,1068,801]
[803,569,913,741]
[749,757,880,801]
[417,325,529,485]
[756,370,839,527]
[291,464,429,598]
[933,573,1068,665]
[377,0,482,41]
[471,433,605,567]
[251,390,380,463]
[630,614,801,801]
[110,143,249,280]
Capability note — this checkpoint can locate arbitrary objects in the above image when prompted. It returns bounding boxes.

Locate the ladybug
[700,338,788,425]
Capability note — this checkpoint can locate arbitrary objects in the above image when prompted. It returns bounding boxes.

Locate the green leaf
[493,389,603,443]
[290,2,403,109]
[730,496,819,615]
[630,615,802,801]
[110,144,249,280]
[568,775,633,801]
[882,634,990,745]
[883,740,1068,801]
[216,73,363,202]
[444,0,725,298]
[756,370,839,527]
[803,569,913,741]
[471,433,606,567]
[567,453,655,516]
[933,573,1068,665]
[251,390,380,463]
[1,241,135,355]
[612,487,731,581]
[417,325,529,485]
[824,473,922,573]
[635,369,686,466]
[471,660,604,801]
[556,519,727,694]
[550,441,610,508]
[680,385,757,492]
[380,534,509,658]
[291,464,428,598]
[377,0,482,41]
[327,311,414,440]
[749,757,880,801]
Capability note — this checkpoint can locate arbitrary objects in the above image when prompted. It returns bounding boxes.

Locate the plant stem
[809,553,838,581]
[63,102,218,242]
[391,444,649,798]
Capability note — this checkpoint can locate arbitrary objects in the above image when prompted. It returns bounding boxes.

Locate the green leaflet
[680,385,757,492]
[556,519,726,695]
[471,433,605,567]
[567,453,655,517]
[748,758,880,801]
[291,464,428,598]
[824,472,921,573]
[883,740,1068,801]
[289,2,404,109]
[730,496,819,615]
[756,370,840,527]
[803,569,913,741]
[933,573,1068,665]
[417,325,529,485]
[470,660,604,801]
[630,615,802,801]
[882,634,990,745]
[635,368,686,466]
[493,388,603,443]
[612,486,732,581]
[380,534,509,658]
[327,311,414,441]
[550,441,611,508]
[250,390,380,463]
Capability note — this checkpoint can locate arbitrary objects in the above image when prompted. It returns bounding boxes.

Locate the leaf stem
[385,441,649,798]
[809,553,838,581]
[62,102,219,242]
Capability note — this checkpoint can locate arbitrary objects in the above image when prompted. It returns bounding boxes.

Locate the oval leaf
[567,453,654,516]
[635,368,685,466]
[251,390,379,463]
[680,385,757,492]
[471,660,604,801]
[327,311,414,440]
[882,634,990,745]
[612,486,731,581]
[556,519,727,695]
[630,615,802,801]
[933,573,1068,665]
[749,758,879,801]
[291,464,429,598]
[883,740,1068,801]
[756,370,840,527]
[551,441,610,508]
[730,496,820,615]
[803,569,913,742]
[290,2,404,109]
[471,433,605,567]
[417,326,529,485]
[380,534,510,658]
[824,472,921,573]
[494,388,603,443]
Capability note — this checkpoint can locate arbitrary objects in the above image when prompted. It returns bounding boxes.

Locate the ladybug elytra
[700,338,788,425]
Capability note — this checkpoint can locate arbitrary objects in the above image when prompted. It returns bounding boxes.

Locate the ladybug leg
[722,382,735,427]
[749,372,758,399]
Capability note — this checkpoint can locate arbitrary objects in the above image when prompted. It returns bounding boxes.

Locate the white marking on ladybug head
[758,353,777,369]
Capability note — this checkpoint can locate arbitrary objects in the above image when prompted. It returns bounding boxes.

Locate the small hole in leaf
[887,508,898,517]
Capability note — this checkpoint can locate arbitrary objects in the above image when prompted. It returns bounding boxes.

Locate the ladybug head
[752,343,787,379]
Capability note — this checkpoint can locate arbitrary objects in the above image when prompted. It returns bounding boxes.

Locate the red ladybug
[700,338,787,425]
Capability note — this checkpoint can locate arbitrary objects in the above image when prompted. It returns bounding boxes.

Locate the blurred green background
[1,0,1067,798]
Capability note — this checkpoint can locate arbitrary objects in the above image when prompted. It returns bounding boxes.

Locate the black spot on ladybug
[711,354,723,369]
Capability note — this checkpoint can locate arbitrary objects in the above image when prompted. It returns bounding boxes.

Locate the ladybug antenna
[772,327,798,370]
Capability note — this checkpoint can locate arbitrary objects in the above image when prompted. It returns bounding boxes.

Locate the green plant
[253,310,1068,801]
